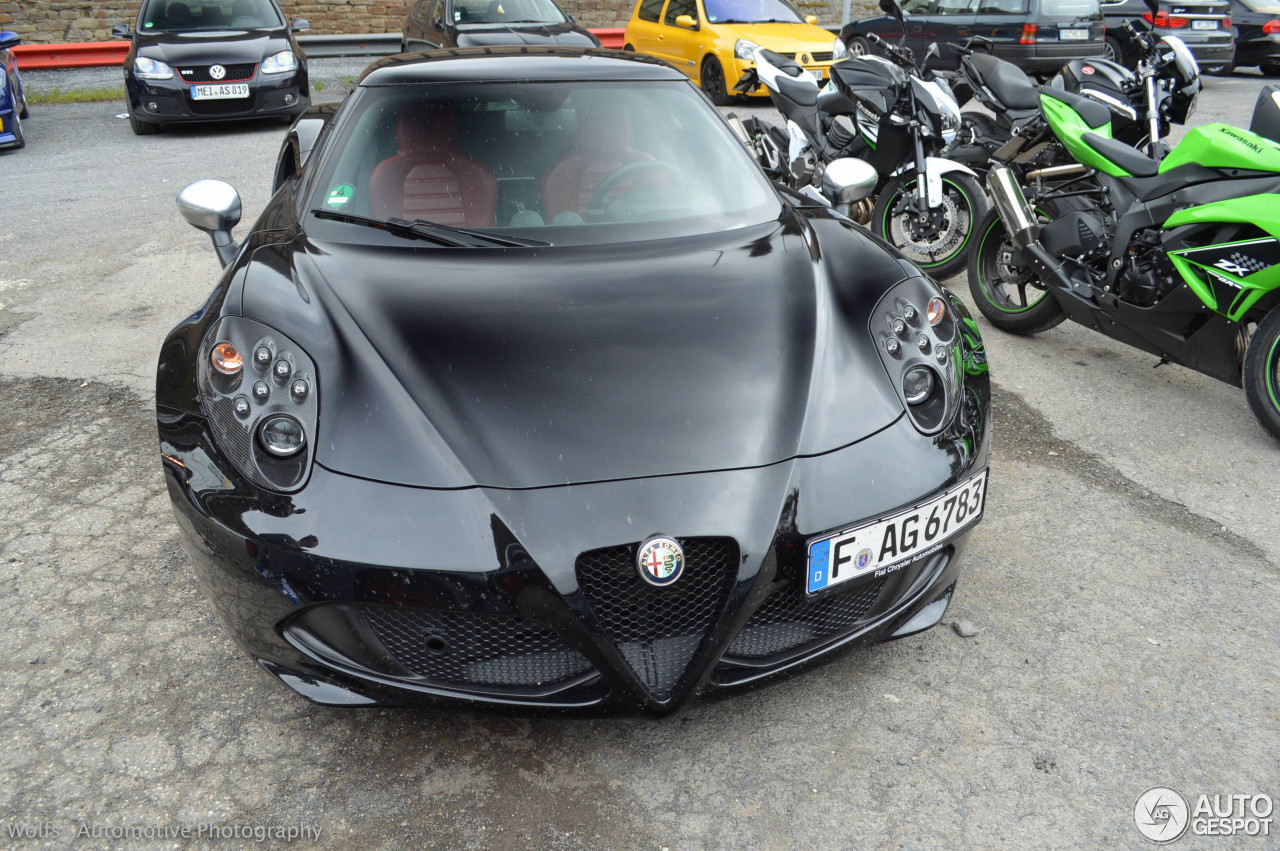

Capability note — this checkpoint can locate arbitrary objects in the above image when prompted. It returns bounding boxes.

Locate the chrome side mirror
[177,179,242,268]
[822,157,877,204]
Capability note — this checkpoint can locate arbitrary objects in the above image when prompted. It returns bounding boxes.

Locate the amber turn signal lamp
[212,342,244,375]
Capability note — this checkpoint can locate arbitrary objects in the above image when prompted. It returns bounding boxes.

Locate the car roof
[358,46,689,86]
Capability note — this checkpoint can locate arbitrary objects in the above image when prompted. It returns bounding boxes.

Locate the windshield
[140,0,284,31]
[703,0,803,24]
[306,80,780,247]
[450,0,568,24]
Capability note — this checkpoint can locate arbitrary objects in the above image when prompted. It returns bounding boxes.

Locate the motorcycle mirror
[879,0,906,26]
[822,158,878,204]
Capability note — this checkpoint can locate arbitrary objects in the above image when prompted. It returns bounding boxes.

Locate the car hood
[133,29,292,64]
[454,23,598,47]
[241,212,913,489]
[711,22,839,52]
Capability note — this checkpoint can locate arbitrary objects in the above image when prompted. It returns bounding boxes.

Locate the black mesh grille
[725,575,889,659]
[363,606,593,688]
[778,52,796,59]
[179,63,256,82]
[811,51,834,62]
[576,538,737,702]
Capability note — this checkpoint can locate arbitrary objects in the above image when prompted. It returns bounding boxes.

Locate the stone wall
[0,0,877,44]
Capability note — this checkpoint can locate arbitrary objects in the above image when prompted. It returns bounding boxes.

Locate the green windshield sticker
[325,184,354,209]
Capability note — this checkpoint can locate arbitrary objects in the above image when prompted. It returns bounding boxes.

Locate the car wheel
[1102,36,1128,68]
[7,109,24,150]
[701,55,730,106]
[1243,307,1280,442]
[15,75,28,119]
[128,106,161,136]
[623,43,636,51]
[1262,60,1280,76]
[848,36,870,57]
[872,170,987,279]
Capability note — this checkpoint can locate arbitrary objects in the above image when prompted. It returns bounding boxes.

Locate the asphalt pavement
[0,63,1277,849]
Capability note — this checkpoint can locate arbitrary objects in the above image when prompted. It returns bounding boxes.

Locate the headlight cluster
[134,56,175,80]
[261,50,297,75]
[735,39,760,61]
[198,317,318,492]
[871,278,961,434]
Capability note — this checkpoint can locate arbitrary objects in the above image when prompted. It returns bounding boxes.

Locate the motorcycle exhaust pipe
[986,165,1076,293]
[1022,163,1088,181]
[987,166,1038,250]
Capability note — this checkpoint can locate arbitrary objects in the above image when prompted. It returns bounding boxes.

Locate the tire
[871,170,986,279]
[1243,306,1280,442]
[1102,36,1128,68]
[700,55,730,106]
[7,109,23,150]
[15,74,27,119]
[128,106,161,136]
[1262,60,1280,77]
[848,36,870,57]
[623,43,636,51]
[966,207,1066,333]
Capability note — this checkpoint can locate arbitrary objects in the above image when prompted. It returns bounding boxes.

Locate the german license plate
[805,470,988,595]
[808,69,824,82]
[1192,18,1217,28]
[1060,28,1089,39]
[190,83,250,100]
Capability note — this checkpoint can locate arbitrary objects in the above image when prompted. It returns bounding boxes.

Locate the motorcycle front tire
[871,170,986,279]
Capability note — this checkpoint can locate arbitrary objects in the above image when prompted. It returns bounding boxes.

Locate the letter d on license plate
[806,470,988,594]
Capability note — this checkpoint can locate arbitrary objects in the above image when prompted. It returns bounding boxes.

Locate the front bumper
[125,67,310,125]
[159,361,990,715]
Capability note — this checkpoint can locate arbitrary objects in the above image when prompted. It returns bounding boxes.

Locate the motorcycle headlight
[198,316,318,492]
[735,39,760,61]
[872,277,963,434]
[134,56,174,80]
[261,50,297,75]
[832,38,848,61]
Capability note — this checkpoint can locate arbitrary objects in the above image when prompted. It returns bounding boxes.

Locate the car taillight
[1021,22,1038,43]
[1264,17,1280,31]
[1223,15,1231,26]
[1142,10,1189,26]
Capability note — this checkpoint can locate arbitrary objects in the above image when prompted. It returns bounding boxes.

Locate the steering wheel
[587,160,684,218]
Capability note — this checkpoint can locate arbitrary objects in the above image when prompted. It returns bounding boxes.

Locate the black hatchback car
[113,0,310,135]
[1100,0,1234,70]
[401,0,600,51]
[840,0,1106,74]
[1227,0,1280,74]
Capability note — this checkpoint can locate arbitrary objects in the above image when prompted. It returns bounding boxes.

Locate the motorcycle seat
[1082,132,1159,177]
[1046,88,1112,129]
[966,53,1040,110]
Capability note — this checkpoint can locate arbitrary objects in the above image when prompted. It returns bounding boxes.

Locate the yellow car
[624,0,847,104]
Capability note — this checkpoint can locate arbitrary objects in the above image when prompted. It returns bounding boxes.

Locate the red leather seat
[370,105,498,227]
[541,107,658,221]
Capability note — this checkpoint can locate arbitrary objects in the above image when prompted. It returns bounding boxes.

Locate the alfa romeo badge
[636,536,685,586]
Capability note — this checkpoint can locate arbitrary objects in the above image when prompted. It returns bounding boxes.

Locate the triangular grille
[575,538,738,702]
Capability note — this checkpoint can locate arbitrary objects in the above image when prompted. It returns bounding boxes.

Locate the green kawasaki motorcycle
[968,80,1280,441]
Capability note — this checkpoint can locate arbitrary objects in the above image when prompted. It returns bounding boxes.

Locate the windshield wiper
[311,210,549,247]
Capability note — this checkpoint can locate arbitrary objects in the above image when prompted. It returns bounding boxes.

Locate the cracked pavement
[0,74,1277,849]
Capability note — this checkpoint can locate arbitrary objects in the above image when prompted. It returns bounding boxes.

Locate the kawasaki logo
[1218,126,1265,154]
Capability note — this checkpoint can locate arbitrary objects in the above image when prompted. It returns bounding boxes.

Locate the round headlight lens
[258,415,306,457]
[927,296,949,326]
[735,38,761,61]
[903,366,935,405]
[211,342,243,375]
[134,56,174,80]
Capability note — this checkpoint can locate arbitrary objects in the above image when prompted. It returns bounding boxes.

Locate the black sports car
[113,0,310,135]
[158,47,991,715]
[401,0,600,52]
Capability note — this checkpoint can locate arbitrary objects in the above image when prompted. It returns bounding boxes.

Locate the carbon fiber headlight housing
[197,317,318,492]
[871,277,962,434]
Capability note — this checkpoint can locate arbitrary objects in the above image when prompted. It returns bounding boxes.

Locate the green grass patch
[313,79,325,92]
[27,87,124,105]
